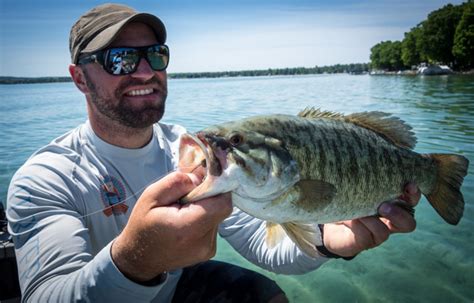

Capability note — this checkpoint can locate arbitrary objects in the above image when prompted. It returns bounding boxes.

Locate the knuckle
[358,232,383,251]
[376,231,390,245]
[395,212,417,233]
[169,172,192,188]
[402,183,421,206]
[405,220,417,233]
[372,222,390,246]
[356,240,370,252]
[354,232,373,251]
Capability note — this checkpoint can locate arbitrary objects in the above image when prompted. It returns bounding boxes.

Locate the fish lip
[178,132,229,203]
[179,132,224,178]
[200,133,228,176]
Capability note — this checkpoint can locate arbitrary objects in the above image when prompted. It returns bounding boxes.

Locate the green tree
[418,3,465,65]
[370,42,388,69]
[453,1,474,69]
[401,26,423,67]
[385,40,404,70]
[370,41,404,71]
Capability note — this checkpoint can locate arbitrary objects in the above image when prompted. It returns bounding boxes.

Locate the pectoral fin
[291,180,336,212]
[298,180,336,203]
[265,180,335,257]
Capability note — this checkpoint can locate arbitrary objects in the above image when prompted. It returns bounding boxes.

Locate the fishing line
[76,162,206,220]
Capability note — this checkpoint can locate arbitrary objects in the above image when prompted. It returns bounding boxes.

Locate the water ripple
[2,74,473,302]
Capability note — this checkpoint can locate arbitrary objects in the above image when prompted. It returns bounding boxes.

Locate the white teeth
[127,88,154,96]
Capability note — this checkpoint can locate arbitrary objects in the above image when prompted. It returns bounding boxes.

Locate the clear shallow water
[1,74,473,302]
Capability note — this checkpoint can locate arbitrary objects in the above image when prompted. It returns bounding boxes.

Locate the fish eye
[229,133,244,146]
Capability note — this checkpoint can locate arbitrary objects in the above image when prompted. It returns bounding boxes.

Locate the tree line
[370,1,473,71]
[0,64,370,84]
[0,76,73,84]
[168,64,370,79]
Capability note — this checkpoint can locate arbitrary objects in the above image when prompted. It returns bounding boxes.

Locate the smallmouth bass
[178,109,468,257]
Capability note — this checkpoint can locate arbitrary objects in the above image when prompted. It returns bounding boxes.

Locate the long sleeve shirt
[7,121,327,302]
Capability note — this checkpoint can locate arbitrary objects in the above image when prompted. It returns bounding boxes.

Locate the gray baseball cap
[69,3,166,64]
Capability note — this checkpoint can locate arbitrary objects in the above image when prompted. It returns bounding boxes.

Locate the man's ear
[69,64,89,94]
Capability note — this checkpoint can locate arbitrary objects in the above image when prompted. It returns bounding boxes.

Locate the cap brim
[81,13,166,54]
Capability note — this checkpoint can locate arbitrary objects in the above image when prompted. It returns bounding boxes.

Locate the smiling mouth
[125,88,155,97]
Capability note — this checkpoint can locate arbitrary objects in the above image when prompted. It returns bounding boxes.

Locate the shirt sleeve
[218,207,329,275]
[7,156,167,302]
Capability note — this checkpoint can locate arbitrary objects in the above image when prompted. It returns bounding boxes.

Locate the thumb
[141,172,197,208]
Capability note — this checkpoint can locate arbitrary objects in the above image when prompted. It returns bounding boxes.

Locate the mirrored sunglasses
[78,44,169,75]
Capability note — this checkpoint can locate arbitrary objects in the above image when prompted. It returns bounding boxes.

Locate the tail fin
[426,154,469,225]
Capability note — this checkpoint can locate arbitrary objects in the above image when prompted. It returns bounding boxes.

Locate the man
[7,3,420,302]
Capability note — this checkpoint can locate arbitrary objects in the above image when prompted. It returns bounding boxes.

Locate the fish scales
[221,114,436,222]
[179,108,468,257]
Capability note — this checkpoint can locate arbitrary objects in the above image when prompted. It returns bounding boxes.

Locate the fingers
[321,222,357,257]
[322,183,421,257]
[378,202,417,233]
[375,182,419,233]
[324,211,411,257]
[143,172,197,207]
[399,182,421,206]
[357,217,390,248]
[342,217,389,252]
[144,172,231,237]
[180,192,233,227]
[185,173,203,186]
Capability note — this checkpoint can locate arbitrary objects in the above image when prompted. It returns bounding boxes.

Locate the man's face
[82,22,167,129]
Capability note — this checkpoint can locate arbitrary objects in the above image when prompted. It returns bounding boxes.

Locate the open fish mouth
[178,133,210,179]
[178,132,227,202]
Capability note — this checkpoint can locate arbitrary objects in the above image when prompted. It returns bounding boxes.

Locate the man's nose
[131,58,155,80]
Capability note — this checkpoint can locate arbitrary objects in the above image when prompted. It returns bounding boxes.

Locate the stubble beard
[84,71,167,129]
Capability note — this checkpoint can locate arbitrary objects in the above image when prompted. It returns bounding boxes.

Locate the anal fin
[282,222,320,258]
[266,222,287,248]
[265,221,321,258]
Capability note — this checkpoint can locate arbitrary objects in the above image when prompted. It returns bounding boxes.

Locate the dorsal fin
[298,107,344,119]
[298,107,417,149]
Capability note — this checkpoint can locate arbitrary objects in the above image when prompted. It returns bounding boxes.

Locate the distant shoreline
[0,64,370,84]
[2,64,472,85]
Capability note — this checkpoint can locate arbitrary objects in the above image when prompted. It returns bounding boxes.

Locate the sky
[0,0,467,77]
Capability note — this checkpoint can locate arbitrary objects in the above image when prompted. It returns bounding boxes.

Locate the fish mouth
[178,132,228,202]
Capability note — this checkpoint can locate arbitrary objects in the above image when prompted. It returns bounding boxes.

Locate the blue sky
[0,0,466,77]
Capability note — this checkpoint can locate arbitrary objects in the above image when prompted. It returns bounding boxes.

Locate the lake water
[1,74,473,302]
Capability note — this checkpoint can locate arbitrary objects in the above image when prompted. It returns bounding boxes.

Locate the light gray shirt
[7,121,327,302]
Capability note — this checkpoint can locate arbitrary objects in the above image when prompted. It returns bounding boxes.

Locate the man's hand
[321,183,421,258]
[111,172,233,282]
